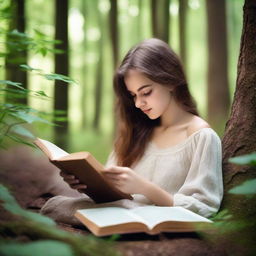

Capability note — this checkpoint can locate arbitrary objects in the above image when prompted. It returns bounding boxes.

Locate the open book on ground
[34,138,132,203]
[75,205,213,236]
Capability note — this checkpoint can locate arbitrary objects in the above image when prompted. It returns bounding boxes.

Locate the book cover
[34,138,132,203]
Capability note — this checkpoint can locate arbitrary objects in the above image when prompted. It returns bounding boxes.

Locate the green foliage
[229,152,256,166]
[20,64,77,85]
[0,184,120,256]
[0,184,55,225]
[0,240,75,256]
[3,29,62,59]
[0,26,76,148]
[210,209,232,222]
[229,179,256,195]
[228,152,256,195]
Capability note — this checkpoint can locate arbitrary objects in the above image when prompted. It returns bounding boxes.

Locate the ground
[0,145,228,256]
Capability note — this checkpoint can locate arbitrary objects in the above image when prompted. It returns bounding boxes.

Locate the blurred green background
[0,0,244,163]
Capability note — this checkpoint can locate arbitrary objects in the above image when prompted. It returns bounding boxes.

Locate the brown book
[74,206,213,236]
[34,138,132,203]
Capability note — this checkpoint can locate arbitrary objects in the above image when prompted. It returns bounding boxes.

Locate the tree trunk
[93,0,104,132]
[178,0,187,70]
[5,0,27,105]
[54,0,69,149]
[221,0,256,218]
[81,0,89,129]
[109,0,119,69]
[151,0,170,42]
[109,0,119,137]
[206,0,230,134]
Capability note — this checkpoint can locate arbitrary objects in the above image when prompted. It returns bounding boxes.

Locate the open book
[75,206,213,236]
[34,138,132,203]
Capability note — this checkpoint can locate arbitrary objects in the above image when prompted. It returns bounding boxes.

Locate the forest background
[1,0,243,164]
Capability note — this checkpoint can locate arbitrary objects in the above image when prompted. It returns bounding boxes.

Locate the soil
[0,146,229,256]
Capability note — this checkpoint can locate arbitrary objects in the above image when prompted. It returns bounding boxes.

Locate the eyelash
[131,90,152,99]
[143,90,152,96]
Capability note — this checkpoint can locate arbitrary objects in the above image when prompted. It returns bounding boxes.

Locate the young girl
[41,38,223,224]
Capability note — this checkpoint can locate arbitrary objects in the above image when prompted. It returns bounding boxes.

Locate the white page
[38,139,68,159]
[131,206,212,230]
[77,207,146,228]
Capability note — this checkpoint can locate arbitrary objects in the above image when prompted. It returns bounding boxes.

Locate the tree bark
[5,0,27,105]
[221,0,256,217]
[54,0,69,149]
[151,0,170,42]
[206,0,230,134]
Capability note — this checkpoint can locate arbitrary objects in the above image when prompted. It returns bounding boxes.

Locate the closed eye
[142,90,152,97]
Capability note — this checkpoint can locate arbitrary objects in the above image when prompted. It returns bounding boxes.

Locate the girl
[41,38,223,224]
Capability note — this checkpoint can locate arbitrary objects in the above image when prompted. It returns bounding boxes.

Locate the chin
[147,113,160,120]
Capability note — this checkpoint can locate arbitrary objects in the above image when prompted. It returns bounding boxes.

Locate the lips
[142,108,152,114]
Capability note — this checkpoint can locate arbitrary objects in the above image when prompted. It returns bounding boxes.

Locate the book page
[77,207,145,228]
[38,139,68,159]
[131,206,212,230]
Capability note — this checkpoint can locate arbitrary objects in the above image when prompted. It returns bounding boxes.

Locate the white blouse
[105,128,223,218]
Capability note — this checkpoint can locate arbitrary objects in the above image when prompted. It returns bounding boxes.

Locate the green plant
[228,152,256,195]
[0,184,120,256]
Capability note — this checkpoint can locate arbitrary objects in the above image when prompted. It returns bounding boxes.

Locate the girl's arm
[102,166,173,206]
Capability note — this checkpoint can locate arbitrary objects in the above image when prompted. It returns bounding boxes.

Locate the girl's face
[124,69,173,120]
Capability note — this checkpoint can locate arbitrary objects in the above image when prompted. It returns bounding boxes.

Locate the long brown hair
[113,38,199,167]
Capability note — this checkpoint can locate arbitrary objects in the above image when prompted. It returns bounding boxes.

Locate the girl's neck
[160,98,192,130]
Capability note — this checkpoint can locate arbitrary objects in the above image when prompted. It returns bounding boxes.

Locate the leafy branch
[0,184,120,256]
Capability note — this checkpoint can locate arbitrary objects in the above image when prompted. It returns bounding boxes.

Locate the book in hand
[75,205,213,237]
[33,138,132,203]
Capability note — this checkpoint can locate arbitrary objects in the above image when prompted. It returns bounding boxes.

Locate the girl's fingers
[66,179,80,185]
[103,174,120,181]
[71,184,87,190]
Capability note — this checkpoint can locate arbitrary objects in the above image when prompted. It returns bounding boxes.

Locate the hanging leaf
[0,184,55,225]
[34,90,49,97]
[10,111,54,125]
[10,125,35,139]
[43,73,77,84]
[20,64,42,72]
[0,80,24,89]
[229,152,256,166]
[5,134,35,147]
[229,179,256,195]
[0,240,75,256]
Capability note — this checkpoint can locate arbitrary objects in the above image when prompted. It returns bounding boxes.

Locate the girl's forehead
[124,70,153,92]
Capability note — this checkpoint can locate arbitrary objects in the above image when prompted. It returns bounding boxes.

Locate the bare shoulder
[187,116,211,136]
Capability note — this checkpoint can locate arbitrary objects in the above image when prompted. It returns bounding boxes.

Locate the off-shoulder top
[105,128,223,218]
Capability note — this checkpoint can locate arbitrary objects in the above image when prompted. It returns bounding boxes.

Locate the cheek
[152,90,171,108]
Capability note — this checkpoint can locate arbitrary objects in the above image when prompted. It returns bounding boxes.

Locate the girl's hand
[102,166,147,194]
[59,170,87,193]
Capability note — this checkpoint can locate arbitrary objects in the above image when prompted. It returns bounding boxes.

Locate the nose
[135,97,146,109]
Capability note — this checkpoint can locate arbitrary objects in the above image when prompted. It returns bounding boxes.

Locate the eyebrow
[128,84,152,94]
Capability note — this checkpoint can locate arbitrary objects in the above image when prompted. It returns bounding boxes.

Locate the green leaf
[0,240,74,256]
[0,80,24,89]
[210,209,232,221]
[5,134,35,147]
[10,111,54,125]
[229,179,256,195]
[43,73,77,84]
[39,47,47,56]
[8,29,28,38]
[0,184,55,225]
[20,64,42,72]
[34,90,49,97]
[10,125,35,139]
[229,152,256,166]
